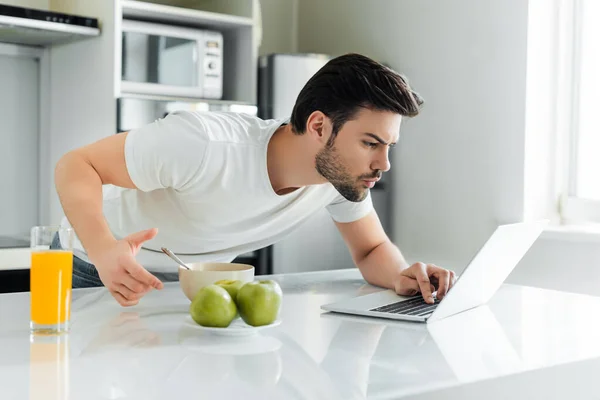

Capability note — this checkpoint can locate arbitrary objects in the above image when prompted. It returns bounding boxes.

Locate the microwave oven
[120,19,223,99]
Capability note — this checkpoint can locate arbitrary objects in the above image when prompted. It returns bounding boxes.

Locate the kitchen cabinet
[0,270,28,293]
[44,0,261,225]
[0,47,40,244]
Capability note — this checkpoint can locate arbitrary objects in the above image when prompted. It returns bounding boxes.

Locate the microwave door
[120,19,208,99]
[158,35,201,88]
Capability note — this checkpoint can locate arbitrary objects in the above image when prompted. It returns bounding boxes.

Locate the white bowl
[178,262,255,301]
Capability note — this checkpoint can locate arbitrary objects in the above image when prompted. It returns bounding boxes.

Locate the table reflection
[29,333,70,400]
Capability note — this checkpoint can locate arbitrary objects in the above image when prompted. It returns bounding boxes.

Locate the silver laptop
[321,220,548,323]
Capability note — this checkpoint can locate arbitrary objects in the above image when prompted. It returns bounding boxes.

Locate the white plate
[183,315,282,336]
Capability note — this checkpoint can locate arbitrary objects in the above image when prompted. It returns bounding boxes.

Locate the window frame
[559,0,600,224]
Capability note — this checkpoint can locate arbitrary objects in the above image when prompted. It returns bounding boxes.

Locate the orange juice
[30,250,73,326]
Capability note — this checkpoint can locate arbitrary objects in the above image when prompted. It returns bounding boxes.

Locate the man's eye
[364,141,378,148]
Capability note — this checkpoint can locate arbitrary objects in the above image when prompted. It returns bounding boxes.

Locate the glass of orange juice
[30,226,74,334]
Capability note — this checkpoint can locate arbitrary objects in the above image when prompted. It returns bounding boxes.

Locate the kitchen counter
[0,240,30,293]
[1,268,599,399]
[0,248,29,271]
[0,235,29,271]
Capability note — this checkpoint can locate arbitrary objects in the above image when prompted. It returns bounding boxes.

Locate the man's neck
[267,124,326,195]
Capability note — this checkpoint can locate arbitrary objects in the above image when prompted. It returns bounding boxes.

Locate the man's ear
[306,111,331,145]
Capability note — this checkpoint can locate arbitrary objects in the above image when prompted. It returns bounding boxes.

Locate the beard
[315,145,377,203]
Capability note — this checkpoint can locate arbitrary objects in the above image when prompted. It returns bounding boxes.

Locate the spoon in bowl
[161,247,190,270]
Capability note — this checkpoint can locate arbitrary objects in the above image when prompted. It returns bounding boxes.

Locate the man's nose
[373,149,391,172]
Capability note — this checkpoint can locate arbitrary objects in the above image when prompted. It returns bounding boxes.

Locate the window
[561,0,600,223]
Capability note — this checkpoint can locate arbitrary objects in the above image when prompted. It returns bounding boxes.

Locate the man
[54,53,456,307]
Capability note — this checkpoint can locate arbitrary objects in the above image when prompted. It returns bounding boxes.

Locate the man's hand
[89,228,164,307]
[393,262,456,304]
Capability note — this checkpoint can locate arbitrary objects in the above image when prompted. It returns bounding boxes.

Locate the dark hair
[290,53,424,143]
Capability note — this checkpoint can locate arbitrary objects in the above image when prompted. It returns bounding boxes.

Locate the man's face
[315,108,401,202]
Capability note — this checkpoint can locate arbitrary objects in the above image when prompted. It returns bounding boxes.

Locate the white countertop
[1,268,600,399]
[0,248,30,270]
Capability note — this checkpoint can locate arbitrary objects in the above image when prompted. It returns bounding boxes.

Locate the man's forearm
[356,240,410,289]
[54,152,116,259]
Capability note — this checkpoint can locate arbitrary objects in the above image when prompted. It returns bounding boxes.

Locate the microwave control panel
[201,31,223,99]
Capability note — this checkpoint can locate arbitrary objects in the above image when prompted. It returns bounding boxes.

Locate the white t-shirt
[61,111,373,272]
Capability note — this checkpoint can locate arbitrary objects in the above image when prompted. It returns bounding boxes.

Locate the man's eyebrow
[364,133,397,147]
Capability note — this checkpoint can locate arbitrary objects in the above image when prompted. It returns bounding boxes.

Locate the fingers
[115,283,145,302]
[413,263,434,304]
[394,275,420,296]
[121,255,163,290]
[425,265,449,300]
[103,254,162,307]
[395,276,436,297]
[126,228,159,251]
[111,290,139,307]
[399,262,457,304]
[121,274,150,295]
[105,272,152,306]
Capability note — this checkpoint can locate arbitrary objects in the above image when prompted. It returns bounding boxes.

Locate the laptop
[321,220,548,323]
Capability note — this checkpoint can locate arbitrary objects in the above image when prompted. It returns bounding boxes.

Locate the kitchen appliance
[121,19,223,99]
[0,4,98,46]
[256,53,394,275]
[116,97,256,133]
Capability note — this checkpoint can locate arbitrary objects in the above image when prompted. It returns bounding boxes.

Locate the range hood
[0,4,99,47]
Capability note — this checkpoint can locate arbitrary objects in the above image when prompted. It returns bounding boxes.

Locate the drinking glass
[30,226,74,334]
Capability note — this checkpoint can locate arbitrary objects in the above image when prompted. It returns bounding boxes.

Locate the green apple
[236,280,282,327]
[215,279,245,318]
[190,284,237,328]
[214,279,244,301]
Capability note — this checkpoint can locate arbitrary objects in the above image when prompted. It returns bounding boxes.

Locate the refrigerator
[257,53,393,275]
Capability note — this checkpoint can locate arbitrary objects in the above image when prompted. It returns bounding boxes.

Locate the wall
[1,0,48,9]
[258,0,298,55]
[293,0,600,296]
[297,0,529,270]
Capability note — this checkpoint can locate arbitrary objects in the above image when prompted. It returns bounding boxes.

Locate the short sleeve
[326,190,374,223]
[124,111,209,192]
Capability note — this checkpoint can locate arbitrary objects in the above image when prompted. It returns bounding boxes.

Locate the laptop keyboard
[370,295,441,317]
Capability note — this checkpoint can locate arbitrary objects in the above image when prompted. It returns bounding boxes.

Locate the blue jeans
[50,234,178,289]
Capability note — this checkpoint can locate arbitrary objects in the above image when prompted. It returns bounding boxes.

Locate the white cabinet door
[0,54,39,238]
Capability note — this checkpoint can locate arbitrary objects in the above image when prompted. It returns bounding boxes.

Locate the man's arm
[334,210,409,288]
[334,210,455,303]
[55,132,136,258]
[55,132,163,306]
